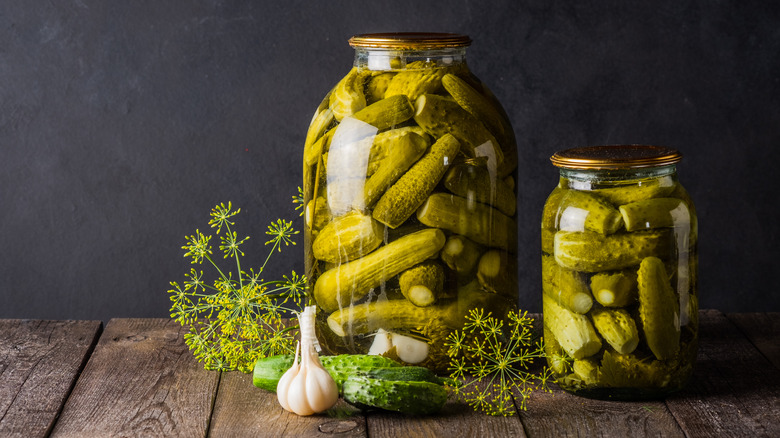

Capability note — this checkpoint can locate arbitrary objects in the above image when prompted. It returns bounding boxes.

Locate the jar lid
[348,33,472,49]
[550,145,683,170]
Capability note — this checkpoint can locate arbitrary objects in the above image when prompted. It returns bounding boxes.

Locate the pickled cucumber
[542,295,602,360]
[366,72,396,103]
[442,73,510,151]
[554,230,672,273]
[591,308,639,355]
[443,161,517,216]
[373,134,460,228]
[638,257,680,360]
[312,211,384,264]
[366,127,431,177]
[304,109,335,164]
[363,131,428,207]
[352,94,415,131]
[572,358,601,385]
[329,67,369,121]
[600,350,672,388]
[384,60,447,101]
[399,261,445,307]
[557,189,623,235]
[476,250,518,298]
[590,270,638,307]
[619,197,689,232]
[313,228,446,313]
[440,234,484,276]
[541,255,593,314]
[593,177,677,206]
[414,94,504,171]
[541,187,565,230]
[417,192,517,251]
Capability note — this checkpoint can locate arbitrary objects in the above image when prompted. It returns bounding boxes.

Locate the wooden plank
[0,320,102,438]
[208,371,367,437]
[664,310,780,437]
[49,318,220,438]
[726,312,780,370]
[366,394,528,438]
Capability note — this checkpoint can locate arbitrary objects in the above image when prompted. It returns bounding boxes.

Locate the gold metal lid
[348,33,472,49]
[550,145,683,170]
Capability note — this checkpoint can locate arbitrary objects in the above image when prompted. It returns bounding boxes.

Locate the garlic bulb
[276,305,339,416]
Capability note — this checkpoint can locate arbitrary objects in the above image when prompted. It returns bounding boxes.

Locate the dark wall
[2,1,778,323]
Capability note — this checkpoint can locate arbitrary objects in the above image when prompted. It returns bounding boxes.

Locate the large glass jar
[542,145,698,399]
[302,33,519,372]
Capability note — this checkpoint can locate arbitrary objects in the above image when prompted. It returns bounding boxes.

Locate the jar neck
[559,165,678,189]
[353,47,468,71]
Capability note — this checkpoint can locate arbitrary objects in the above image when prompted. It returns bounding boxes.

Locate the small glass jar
[541,145,698,399]
[302,33,519,372]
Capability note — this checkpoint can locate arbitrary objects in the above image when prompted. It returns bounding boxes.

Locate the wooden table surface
[1,310,778,437]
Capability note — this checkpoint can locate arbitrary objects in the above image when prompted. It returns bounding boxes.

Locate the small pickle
[443,161,517,216]
[329,67,369,121]
[414,94,504,171]
[554,230,672,273]
[399,261,445,307]
[542,295,602,360]
[638,257,681,361]
[590,270,638,307]
[619,197,689,232]
[557,189,623,235]
[384,60,448,101]
[591,308,640,355]
[476,250,518,298]
[311,211,384,264]
[417,193,517,251]
[541,255,594,314]
[373,134,460,228]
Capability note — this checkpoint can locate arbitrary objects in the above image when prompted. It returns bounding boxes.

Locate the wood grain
[726,312,780,370]
[664,310,780,437]
[49,318,220,438]
[366,377,528,438]
[518,383,684,437]
[0,320,101,438]
[208,371,367,437]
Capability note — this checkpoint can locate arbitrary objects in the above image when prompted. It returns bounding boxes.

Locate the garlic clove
[305,364,339,413]
[368,328,393,355]
[277,342,300,412]
[287,371,315,416]
[390,332,430,364]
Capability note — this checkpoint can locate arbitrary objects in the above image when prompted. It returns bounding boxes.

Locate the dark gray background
[2,1,778,323]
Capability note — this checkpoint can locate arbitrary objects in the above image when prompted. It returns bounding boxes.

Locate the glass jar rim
[348,32,472,49]
[550,145,683,170]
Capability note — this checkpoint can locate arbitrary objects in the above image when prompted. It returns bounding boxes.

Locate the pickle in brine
[384,60,447,101]
[593,176,677,206]
[352,94,415,131]
[591,308,640,355]
[590,270,638,307]
[638,257,680,361]
[554,230,672,273]
[542,255,593,314]
[417,192,517,251]
[373,134,460,229]
[542,295,602,360]
[443,161,516,216]
[619,197,689,232]
[557,189,623,235]
[414,94,504,171]
[329,67,370,121]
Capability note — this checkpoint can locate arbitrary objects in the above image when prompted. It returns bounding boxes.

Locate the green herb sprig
[445,309,553,416]
[168,201,305,372]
